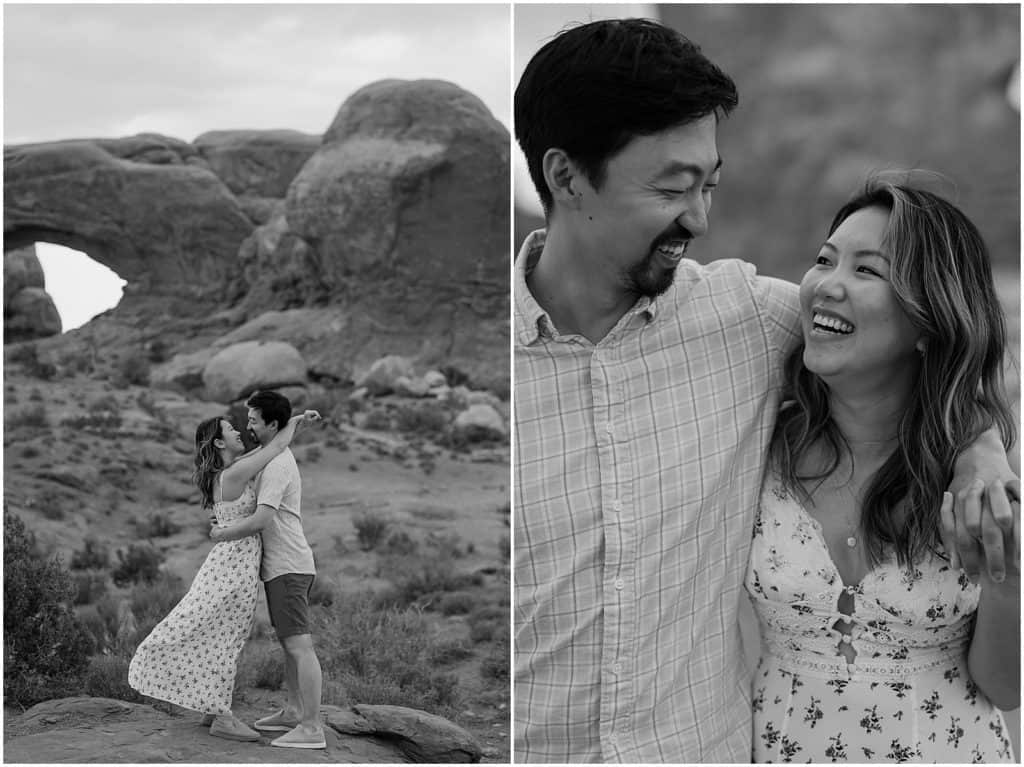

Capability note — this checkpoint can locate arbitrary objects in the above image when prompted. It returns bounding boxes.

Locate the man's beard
[620,250,678,298]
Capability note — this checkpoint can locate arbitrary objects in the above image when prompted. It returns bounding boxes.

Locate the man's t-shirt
[255,448,315,581]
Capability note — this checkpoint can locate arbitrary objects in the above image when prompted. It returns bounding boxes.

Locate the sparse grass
[439,590,479,616]
[28,388,44,402]
[8,343,56,380]
[362,410,392,431]
[82,655,140,701]
[301,446,323,463]
[236,645,286,691]
[31,489,69,520]
[134,512,181,539]
[480,633,510,682]
[71,537,111,570]
[375,553,485,610]
[6,405,48,429]
[113,355,150,387]
[383,530,419,556]
[72,571,109,606]
[467,604,508,644]
[394,404,451,437]
[60,412,123,433]
[111,544,165,587]
[428,638,475,666]
[316,593,463,716]
[354,512,390,551]
[309,578,336,607]
[21,444,41,459]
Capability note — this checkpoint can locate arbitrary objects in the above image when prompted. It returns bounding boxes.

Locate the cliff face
[3,78,510,391]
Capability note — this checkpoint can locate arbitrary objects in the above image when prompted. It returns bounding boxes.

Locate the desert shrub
[467,604,508,644]
[438,365,470,388]
[316,593,463,716]
[394,405,450,436]
[439,591,478,616]
[111,544,165,587]
[309,578,336,607]
[383,530,419,556]
[76,605,110,652]
[237,646,285,691]
[82,655,141,701]
[72,570,109,606]
[128,572,186,629]
[425,532,466,559]
[480,632,510,682]
[4,510,92,708]
[114,354,150,387]
[375,555,484,610]
[60,412,123,433]
[71,537,111,570]
[28,388,44,402]
[301,446,323,464]
[91,393,119,412]
[135,512,181,539]
[428,639,475,666]
[6,404,48,429]
[354,512,390,551]
[8,344,56,380]
[21,444,41,458]
[146,338,170,363]
[361,410,392,431]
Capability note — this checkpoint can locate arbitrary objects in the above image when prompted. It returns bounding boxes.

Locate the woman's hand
[289,409,322,427]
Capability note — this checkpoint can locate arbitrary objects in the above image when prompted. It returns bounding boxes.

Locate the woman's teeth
[812,312,854,334]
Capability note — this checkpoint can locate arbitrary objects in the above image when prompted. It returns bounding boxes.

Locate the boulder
[194,129,321,198]
[356,355,416,396]
[453,403,505,438]
[4,244,45,303]
[5,286,61,342]
[202,340,307,403]
[4,135,252,294]
[324,703,483,763]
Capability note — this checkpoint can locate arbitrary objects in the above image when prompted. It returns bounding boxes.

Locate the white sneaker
[270,723,327,749]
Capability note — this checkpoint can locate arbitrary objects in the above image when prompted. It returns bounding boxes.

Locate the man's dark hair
[246,390,292,431]
[515,18,738,216]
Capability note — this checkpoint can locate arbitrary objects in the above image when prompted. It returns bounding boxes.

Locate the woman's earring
[916,340,927,356]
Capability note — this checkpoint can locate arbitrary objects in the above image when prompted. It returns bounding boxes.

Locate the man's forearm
[214,518,264,542]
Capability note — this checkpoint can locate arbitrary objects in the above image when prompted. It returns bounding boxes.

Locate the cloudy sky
[4,3,511,329]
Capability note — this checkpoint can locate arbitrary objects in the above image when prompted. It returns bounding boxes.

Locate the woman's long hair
[193,417,226,509]
[774,177,1016,567]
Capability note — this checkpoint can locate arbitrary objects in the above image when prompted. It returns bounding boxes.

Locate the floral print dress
[128,481,261,715]
[744,475,1014,763]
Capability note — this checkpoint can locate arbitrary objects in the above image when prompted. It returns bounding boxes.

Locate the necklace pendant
[846,536,857,548]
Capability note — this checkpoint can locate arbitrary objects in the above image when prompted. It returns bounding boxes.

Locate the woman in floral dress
[745,178,1019,762]
[128,409,319,742]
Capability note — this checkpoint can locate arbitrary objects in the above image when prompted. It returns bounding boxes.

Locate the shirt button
[605,423,614,435]
[612,499,623,512]
[614,578,625,590]
[612,662,622,674]
[608,733,618,745]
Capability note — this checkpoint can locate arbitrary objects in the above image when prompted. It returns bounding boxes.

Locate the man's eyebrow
[652,156,723,182]
[821,242,891,262]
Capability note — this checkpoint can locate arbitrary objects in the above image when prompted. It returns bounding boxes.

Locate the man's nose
[678,196,708,238]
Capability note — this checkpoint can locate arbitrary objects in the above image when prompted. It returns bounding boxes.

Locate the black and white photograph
[4,3,511,762]
[513,3,1020,763]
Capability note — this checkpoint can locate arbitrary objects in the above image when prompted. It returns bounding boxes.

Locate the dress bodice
[745,475,979,679]
[213,480,258,525]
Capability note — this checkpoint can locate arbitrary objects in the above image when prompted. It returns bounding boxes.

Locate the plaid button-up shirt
[514,230,801,763]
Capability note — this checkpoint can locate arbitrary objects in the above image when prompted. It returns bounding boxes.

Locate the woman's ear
[213,437,226,450]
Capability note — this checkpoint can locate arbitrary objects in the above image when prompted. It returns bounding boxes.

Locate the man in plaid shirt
[513,18,1015,763]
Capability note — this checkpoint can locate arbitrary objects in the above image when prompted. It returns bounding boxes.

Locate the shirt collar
[514,229,659,346]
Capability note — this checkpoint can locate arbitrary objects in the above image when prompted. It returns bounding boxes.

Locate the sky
[4,3,511,330]
[513,3,656,215]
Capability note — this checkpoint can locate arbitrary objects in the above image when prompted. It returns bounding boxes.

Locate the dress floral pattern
[128,481,261,715]
[744,475,1014,763]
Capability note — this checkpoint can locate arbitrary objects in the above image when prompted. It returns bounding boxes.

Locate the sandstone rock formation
[4,78,510,393]
[202,340,308,403]
[4,134,253,294]
[4,245,61,342]
[4,697,483,764]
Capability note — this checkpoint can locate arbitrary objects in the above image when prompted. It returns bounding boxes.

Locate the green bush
[114,355,151,387]
[383,530,419,556]
[480,632,510,682]
[394,405,450,436]
[111,544,165,587]
[467,604,508,644]
[71,537,111,570]
[4,510,92,708]
[375,555,484,610]
[8,344,56,380]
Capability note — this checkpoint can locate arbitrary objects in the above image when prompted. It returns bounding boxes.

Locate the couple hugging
[514,18,1019,764]
[128,390,327,749]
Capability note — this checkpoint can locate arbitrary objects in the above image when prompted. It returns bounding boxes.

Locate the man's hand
[940,478,1020,581]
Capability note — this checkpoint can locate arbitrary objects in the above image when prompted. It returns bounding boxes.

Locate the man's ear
[542,148,583,212]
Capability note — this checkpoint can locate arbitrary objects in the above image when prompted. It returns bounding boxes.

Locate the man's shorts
[264,573,315,639]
